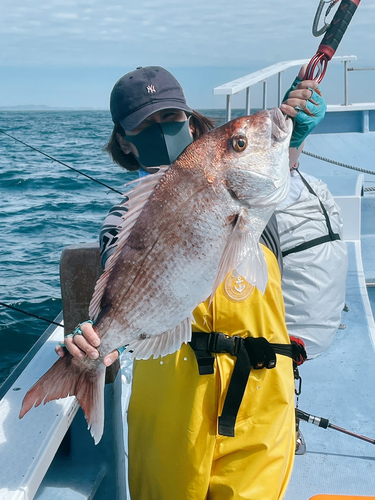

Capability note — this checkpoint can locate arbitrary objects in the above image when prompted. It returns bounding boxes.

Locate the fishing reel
[304,0,361,82]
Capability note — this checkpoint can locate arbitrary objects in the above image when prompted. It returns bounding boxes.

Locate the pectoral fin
[211,212,268,299]
[124,317,192,360]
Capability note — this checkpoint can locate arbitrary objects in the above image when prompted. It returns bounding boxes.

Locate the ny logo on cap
[147,85,156,94]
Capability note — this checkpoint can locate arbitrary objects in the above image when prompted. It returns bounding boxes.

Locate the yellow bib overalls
[128,245,295,499]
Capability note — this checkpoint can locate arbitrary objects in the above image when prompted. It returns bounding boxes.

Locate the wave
[0,298,63,385]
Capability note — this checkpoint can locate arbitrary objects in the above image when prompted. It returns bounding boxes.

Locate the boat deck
[285,129,375,498]
[285,241,375,498]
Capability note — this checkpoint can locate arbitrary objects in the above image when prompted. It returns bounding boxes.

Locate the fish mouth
[270,108,293,141]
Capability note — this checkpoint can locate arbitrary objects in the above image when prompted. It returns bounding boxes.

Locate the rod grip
[295,408,329,428]
[318,0,361,60]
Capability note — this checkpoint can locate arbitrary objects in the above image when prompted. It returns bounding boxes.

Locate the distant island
[0,105,106,111]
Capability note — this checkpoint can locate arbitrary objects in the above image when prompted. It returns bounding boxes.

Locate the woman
[57,65,324,499]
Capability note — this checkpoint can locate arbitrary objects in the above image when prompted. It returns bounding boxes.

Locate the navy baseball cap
[110,66,193,130]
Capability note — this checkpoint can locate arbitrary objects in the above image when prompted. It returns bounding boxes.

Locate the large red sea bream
[20,108,292,443]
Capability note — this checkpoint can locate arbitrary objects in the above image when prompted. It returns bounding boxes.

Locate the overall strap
[282,169,341,258]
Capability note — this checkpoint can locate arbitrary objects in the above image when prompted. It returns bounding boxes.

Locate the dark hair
[104,110,215,171]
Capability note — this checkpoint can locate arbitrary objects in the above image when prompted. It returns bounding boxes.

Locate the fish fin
[125,317,192,360]
[89,169,168,321]
[89,253,119,320]
[234,239,268,294]
[211,213,268,298]
[19,355,106,445]
[115,168,168,247]
[121,166,169,210]
[210,214,246,298]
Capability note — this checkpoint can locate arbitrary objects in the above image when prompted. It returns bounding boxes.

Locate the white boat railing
[213,55,358,122]
[346,65,375,107]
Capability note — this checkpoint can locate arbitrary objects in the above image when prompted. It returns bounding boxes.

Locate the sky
[1,0,374,110]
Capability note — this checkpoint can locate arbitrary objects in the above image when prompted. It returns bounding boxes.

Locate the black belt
[189,331,293,437]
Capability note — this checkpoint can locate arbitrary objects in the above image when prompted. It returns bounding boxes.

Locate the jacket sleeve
[99,204,129,269]
[260,214,283,275]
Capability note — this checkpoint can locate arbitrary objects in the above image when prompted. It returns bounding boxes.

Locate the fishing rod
[0,129,125,196]
[0,301,63,327]
[296,408,375,445]
[304,0,361,82]
[0,127,128,329]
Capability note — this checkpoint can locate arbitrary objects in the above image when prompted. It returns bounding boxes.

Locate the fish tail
[19,354,106,444]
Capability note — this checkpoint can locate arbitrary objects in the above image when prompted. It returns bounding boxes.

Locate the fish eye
[232,136,248,152]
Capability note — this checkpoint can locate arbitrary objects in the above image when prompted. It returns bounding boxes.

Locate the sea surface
[0,108,248,386]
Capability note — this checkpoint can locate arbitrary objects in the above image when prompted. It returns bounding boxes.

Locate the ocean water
[0,108,247,386]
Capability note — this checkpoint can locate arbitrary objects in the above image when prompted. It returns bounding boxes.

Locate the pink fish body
[20,109,292,443]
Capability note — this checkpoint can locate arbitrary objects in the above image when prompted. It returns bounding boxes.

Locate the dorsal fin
[89,168,169,321]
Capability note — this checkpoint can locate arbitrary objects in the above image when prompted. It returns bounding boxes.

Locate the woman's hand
[280,65,322,120]
[55,321,119,367]
[280,64,327,165]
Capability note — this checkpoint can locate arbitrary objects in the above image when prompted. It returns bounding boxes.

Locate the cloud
[52,13,79,20]
[0,0,373,107]
[3,0,369,68]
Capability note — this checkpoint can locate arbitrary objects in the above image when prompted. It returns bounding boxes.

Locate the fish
[19,108,292,443]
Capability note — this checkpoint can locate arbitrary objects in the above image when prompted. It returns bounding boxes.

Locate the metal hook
[294,367,302,396]
[312,0,340,37]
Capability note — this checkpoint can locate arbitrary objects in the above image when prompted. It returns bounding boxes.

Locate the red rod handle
[304,0,361,81]
[318,0,361,61]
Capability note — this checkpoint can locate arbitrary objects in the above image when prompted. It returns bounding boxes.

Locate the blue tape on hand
[283,76,327,149]
[80,319,94,327]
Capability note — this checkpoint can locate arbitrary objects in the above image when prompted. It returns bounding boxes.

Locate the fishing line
[0,301,63,327]
[0,129,125,196]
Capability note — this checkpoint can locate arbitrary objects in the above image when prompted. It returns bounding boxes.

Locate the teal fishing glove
[283,76,327,149]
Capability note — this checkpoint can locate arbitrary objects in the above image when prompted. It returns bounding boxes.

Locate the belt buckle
[232,335,242,356]
[210,333,241,356]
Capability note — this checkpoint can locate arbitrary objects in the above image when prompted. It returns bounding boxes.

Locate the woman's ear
[189,117,195,138]
[116,133,134,154]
